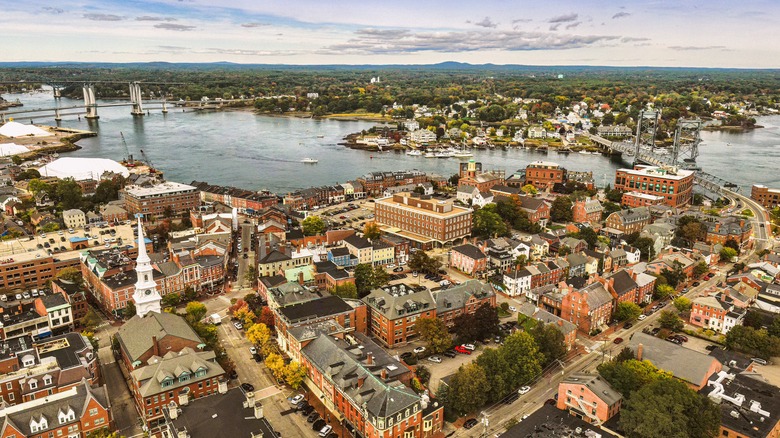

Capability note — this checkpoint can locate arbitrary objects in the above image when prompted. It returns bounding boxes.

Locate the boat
[726,143,732,147]
[557,147,572,154]
[406,150,422,156]
[578,150,592,155]
[537,146,548,153]
[453,151,474,158]
[301,158,318,164]
[317,135,324,138]
[424,152,436,158]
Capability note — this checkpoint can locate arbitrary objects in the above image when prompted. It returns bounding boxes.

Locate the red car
[454,346,471,355]
[613,337,624,344]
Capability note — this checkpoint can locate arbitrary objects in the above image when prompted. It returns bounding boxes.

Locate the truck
[207,313,222,325]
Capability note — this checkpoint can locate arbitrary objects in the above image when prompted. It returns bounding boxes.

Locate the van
[0,295,7,302]
[751,358,768,366]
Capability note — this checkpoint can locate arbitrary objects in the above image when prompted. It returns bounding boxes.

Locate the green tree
[415,317,452,354]
[363,222,381,240]
[475,347,513,402]
[725,325,780,359]
[162,293,181,308]
[530,323,566,365]
[550,196,573,222]
[521,184,538,195]
[373,265,389,287]
[614,302,642,322]
[449,363,489,414]
[619,378,721,438]
[673,296,692,312]
[499,331,543,389]
[472,207,508,238]
[606,188,624,203]
[56,267,83,286]
[720,247,738,261]
[558,245,571,256]
[86,429,124,438]
[331,282,358,299]
[654,283,675,300]
[598,359,670,398]
[407,250,442,275]
[243,266,257,286]
[658,310,684,332]
[354,263,376,297]
[185,301,208,323]
[55,179,83,210]
[301,215,326,236]
[633,236,656,260]
[693,262,709,278]
[80,307,102,331]
[123,301,136,319]
[42,222,60,232]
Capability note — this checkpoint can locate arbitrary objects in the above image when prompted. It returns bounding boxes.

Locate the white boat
[301,158,318,164]
[453,151,474,158]
[317,135,324,138]
[406,150,422,156]
[424,152,436,158]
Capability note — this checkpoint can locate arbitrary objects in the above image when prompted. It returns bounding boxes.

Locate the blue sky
[3,0,778,67]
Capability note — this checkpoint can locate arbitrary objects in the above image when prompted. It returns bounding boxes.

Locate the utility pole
[480,411,490,438]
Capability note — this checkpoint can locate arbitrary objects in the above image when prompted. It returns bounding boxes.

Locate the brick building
[457,161,505,193]
[621,191,665,208]
[0,380,112,438]
[524,161,567,190]
[560,282,613,334]
[604,207,651,234]
[363,285,436,347]
[121,181,200,220]
[358,171,428,196]
[613,165,695,208]
[450,244,488,276]
[434,280,496,328]
[191,181,277,213]
[557,373,622,425]
[751,184,780,209]
[375,192,472,249]
[0,253,80,292]
[572,199,604,224]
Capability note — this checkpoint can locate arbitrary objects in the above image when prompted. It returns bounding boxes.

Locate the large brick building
[557,373,622,425]
[191,181,277,213]
[751,184,780,209]
[458,161,505,193]
[363,285,436,347]
[524,161,567,190]
[358,171,428,196]
[572,199,604,224]
[375,192,472,248]
[604,207,651,234]
[121,181,200,220]
[613,165,694,208]
[560,282,613,334]
[450,244,488,276]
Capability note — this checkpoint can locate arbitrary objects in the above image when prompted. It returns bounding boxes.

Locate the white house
[456,186,479,204]
[62,209,86,230]
[504,269,532,297]
[473,191,494,208]
[528,126,547,139]
[410,129,436,144]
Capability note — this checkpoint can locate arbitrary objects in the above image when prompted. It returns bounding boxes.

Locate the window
[29,380,38,390]
[89,408,98,417]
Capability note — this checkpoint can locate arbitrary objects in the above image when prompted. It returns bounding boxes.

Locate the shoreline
[702,124,764,132]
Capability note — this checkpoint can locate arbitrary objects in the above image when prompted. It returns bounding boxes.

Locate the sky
[2,0,779,68]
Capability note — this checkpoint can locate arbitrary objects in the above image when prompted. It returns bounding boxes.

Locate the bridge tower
[130,82,144,116]
[632,109,660,162]
[82,84,99,119]
[672,118,702,164]
[52,85,62,98]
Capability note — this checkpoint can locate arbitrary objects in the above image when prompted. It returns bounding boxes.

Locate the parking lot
[315,201,375,231]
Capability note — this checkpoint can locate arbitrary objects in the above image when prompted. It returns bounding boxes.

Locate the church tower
[132,216,161,317]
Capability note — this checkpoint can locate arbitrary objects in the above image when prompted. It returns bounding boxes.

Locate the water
[3,90,779,193]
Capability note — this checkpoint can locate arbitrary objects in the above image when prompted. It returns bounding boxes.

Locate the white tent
[0,143,29,156]
[0,121,50,138]
[38,157,130,181]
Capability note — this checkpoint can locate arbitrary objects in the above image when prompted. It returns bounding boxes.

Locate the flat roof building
[375,192,472,248]
[121,181,200,220]
[614,165,694,208]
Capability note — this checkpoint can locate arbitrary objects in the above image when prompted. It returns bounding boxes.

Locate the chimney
[381,368,387,380]
[637,343,644,361]
[740,219,745,228]
[715,223,721,233]
[178,389,190,406]
[366,352,374,365]
[168,404,179,420]
[177,428,188,438]
[298,272,305,286]
[254,402,263,419]
[357,375,366,388]
[152,336,160,357]
[218,377,228,394]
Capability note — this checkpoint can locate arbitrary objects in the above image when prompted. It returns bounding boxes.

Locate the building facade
[613,165,694,208]
[121,181,200,220]
[374,192,472,248]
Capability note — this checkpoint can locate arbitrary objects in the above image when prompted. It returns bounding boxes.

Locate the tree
[673,296,692,312]
[331,282,358,299]
[233,306,257,326]
[415,317,452,354]
[56,267,83,287]
[162,293,181,308]
[448,363,489,414]
[514,254,528,268]
[720,247,738,261]
[416,365,431,385]
[283,361,308,389]
[520,184,538,195]
[530,323,566,365]
[258,306,275,329]
[619,378,720,438]
[354,264,376,297]
[246,323,271,347]
[244,266,257,285]
[123,301,136,319]
[363,222,381,240]
[301,215,326,236]
[654,283,675,300]
[407,250,442,275]
[693,262,709,278]
[472,207,507,238]
[658,310,684,332]
[55,179,83,210]
[373,265,389,288]
[725,325,780,359]
[185,301,207,323]
[615,347,635,363]
[558,245,571,256]
[499,331,543,389]
[614,302,642,322]
[86,429,124,438]
[475,347,513,402]
[265,353,286,380]
[473,303,500,340]
[606,188,624,203]
[598,359,670,398]
[550,196,573,222]
[674,216,707,247]
[633,236,656,260]
[81,307,102,331]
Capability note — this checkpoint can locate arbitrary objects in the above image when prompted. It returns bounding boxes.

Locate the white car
[290,394,305,406]
[427,356,442,363]
[413,346,426,354]
[518,386,531,395]
[462,343,475,351]
[638,314,647,321]
[508,306,517,312]
[318,425,333,437]
[249,346,257,355]
[233,321,244,330]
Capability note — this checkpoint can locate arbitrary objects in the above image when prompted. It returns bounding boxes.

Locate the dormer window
[43,375,52,386]
[28,379,37,390]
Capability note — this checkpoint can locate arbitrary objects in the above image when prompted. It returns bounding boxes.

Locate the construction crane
[119,132,135,167]
[138,149,158,174]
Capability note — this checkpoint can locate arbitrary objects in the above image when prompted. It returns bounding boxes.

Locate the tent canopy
[38,157,130,181]
[0,121,50,138]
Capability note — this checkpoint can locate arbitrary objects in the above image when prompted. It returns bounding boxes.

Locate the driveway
[99,345,142,436]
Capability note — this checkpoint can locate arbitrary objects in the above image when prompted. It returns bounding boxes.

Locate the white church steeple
[132,215,161,317]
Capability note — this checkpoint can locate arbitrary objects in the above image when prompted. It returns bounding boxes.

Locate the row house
[327,247,358,268]
[518,303,577,351]
[380,235,411,266]
[300,334,444,438]
[51,279,89,325]
[518,196,551,226]
[363,286,436,348]
[503,268,532,298]
[529,261,566,289]
[703,216,753,246]
[604,207,651,235]
[191,181,277,214]
[690,292,748,334]
[314,261,356,292]
[358,170,428,196]
[522,235,550,260]
[340,180,366,200]
[560,282,614,334]
[450,244,488,276]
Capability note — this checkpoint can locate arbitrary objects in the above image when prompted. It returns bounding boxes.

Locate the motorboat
[406,149,422,156]
[301,158,319,164]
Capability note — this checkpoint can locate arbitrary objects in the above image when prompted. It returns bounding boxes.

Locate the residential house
[604,207,651,234]
[450,244,488,276]
[62,209,86,230]
[327,247,358,268]
[503,268,532,298]
[362,286,435,348]
[518,303,577,351]
[557,373,622,425]
[572,199,604,224]
[560,282,613,334]
[518,195,551,226]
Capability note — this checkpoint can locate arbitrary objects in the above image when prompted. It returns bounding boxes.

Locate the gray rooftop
[131,347,224,397]
[563,373,622,406]
[628,332,719,386]
[116,312,203,363]
[363,285,435,320]
[434,280,493,313]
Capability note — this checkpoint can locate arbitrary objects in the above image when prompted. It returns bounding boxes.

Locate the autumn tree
[246,323,271,347]
[415,317,452,354]
[185,301,207,324]
[284,361,308,389]
[363,222,381,240]
[301,215,326,236]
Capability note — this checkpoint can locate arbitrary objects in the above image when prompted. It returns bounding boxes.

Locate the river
[3,90,779,193]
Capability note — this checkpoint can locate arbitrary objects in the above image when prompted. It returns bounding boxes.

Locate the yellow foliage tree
[284,361,308,389]
[246,323,271,347]
[234,307,257,326]
[265,353,286,380]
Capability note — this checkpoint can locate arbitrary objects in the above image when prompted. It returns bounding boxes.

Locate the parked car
[623,322,633,329]
[705,345,718,351]
[307,412,320,423]
[400,352,413,360]
[413,346,426,354]
[427,356,442,363]
[675,334,689,342]
[241,383,255,392]
[693,281,701,287]
[508,306,517,312]
[233,321,244,330]
[638,314,647,320]
[319,425,333,437]
[463,419,479,430]
[650,327,661,335]
[613,337,624,344]
[454,346,471,355]
[443,350,457,358]
[249,346,257,355]
[312,419,326,431]
[412,271,418,277]
[228,370,238,380]
[545,398,556,405]
[393,266,404,272]
[301,406,315,416]
[290,394,305,406]
[462,343,475,351]
[518,386,531,395]
[666,336,682,345]
[752,358,768,366]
